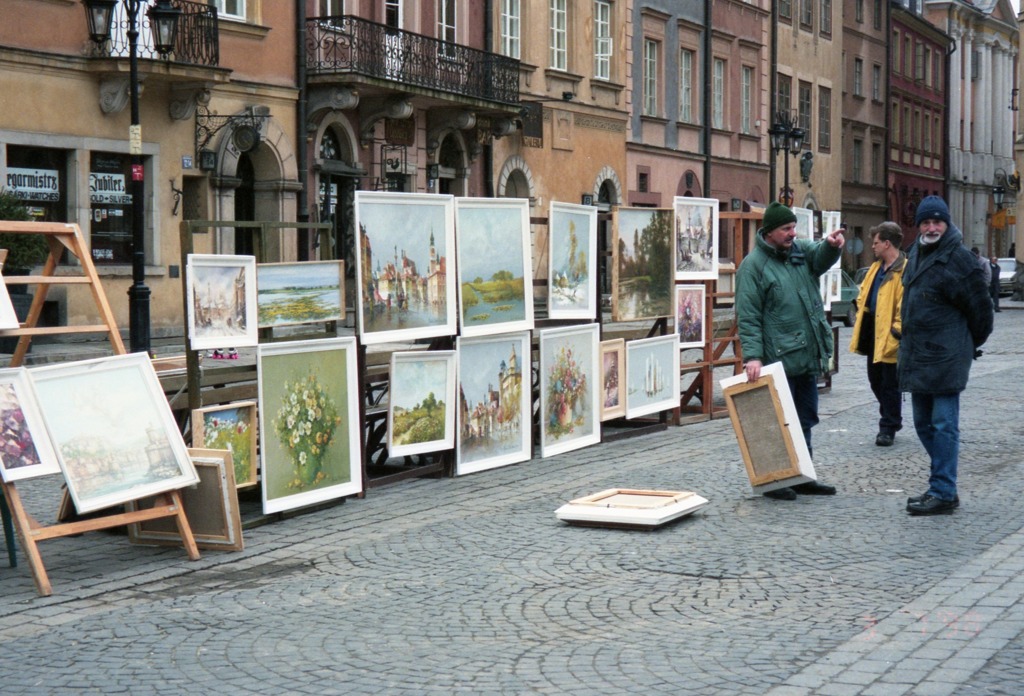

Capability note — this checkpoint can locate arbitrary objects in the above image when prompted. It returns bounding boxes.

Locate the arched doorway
[436,133,466,196]
[317,126,360,290]
[235,153,256,256]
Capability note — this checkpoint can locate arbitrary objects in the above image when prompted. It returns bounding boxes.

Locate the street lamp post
[768,111,805,207]
[82,0,181,355]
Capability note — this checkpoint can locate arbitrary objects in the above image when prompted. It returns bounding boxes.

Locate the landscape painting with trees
[388,351,456,457]
[548,202,597,319]
[612,208,674,322]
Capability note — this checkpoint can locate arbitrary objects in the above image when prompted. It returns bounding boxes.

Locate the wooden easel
[0,221,199,596]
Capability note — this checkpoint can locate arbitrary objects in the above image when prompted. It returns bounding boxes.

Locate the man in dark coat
[988,255,1001,312]
[899,196,993,516]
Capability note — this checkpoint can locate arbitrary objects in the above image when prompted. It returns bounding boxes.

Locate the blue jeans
[787,374,819,457]
[911,392,960,501]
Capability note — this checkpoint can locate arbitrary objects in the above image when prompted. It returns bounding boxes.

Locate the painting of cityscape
[258,337,362,514]
[673,197,719,281]
[388,350,456,458]
[612,207,675,322]
[354,191,456,344]
[456,332,532,475]
[257,260,345,328]
[29,353,198,514]
[455,197,534,337]
[0,367,60,482]
[191,401,259,488]
[625,334,680,419]
[600,339,626,421]
[793,206,814,241]
[548,202,597,319]
[186,254,258,351]
[675,285,706,349]
[539,323,600,458]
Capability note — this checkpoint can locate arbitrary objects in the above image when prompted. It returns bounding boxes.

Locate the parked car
[830,270,860,327]
[996,257,1015,296]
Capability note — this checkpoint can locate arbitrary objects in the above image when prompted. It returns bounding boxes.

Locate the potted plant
[0,189,50,276]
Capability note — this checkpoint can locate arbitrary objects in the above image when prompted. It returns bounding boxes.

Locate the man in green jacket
[736,201,846,500]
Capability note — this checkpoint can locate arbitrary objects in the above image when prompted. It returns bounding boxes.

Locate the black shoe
[907,492,959,507]
[907,495,957,515]
[764,487,797,501]
[792,481,837,495]
[875,433,894,447]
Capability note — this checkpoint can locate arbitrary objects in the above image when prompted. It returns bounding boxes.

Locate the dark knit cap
[761,201,798,234]
[914,195,951,227]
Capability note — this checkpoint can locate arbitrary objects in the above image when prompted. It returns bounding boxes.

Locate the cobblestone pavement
[0,306,1022,694]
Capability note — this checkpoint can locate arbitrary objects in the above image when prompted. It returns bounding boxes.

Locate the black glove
[974,349,983,360]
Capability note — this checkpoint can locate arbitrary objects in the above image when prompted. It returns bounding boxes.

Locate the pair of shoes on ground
[875,432,894,447]
[763,481,837,500]
[906,493,959,515]
[208,348,239,360]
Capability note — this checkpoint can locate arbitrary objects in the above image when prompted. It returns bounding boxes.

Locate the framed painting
[0,276,18,330]
[0,367,60,482]
[455,197,534,337]
[612,207,675,322]
[599,338,626,421]
[625,334,680,419]
[675,284,706,349]
[186,253,258,351]
[456,331,532,475]
[191,401,259,488]
[258,337,362,514]
[539,323,600,457]
[127,448,243,552]
[793,206,814,241]
[548,201,597,319]
[673,197,719,281]
[388,350,456,457]
[719,361,817,494]
[257,260,345,328]
[29,353,199,514]
[354,191,457,344]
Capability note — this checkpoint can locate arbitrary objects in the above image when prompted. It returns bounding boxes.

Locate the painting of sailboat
[625,334,680,419]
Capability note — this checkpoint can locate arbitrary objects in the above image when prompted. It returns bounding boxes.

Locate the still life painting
[675,285,706,349]
[192,401,259,488]
[0,367,60,482]
[673,197,719,280]
[600,339,625,421]
[539,323,600,457]
[548,202,597,319]
[257,260,344,328]
[612,207,675,322]
[388,350,456,457]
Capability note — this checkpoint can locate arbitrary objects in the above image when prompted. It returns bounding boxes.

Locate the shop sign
[5,167,60,202]
[89,172,132,205]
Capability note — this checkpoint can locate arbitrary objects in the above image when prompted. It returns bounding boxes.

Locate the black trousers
[860,313,902,435]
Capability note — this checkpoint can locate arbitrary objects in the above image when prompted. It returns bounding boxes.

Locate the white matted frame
[256,260,345,328]
[388,350,456,457]
[258,337,362,514]
[29,353,199,514]
[186,253,258,351]
[456,331,532,475]
[719,361,817,494]
[0,367,60,482]
[191,400,259,488]
[612,207,675,322]
[675,284,706,350]
[599,338,626,421]
[793,206,814,241]
[548,201,598,319]
[0,274,18,330]
[127,448,243,551]
[354,191,457,344]
[625,334,680,419]
[539,323,600,457]
[673,196,719,280]
[455,197,534,337]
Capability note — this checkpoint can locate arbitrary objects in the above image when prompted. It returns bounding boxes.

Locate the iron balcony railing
[97,0,219,67]
[306,15,519,106]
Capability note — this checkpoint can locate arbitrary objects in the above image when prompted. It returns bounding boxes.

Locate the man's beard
[920,231,942,245]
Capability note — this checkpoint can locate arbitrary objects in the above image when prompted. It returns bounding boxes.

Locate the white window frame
[215,0,246,20]
[852,139,863,182]
[550,0,567,71]
[320,0,344,15]
[642,39,659,117]
[853,58,863,97]
[679,48,694,123]
[712,58,725,129]
[384,0,402,29]
[438,0,456,44]
[741,65,753,134]
[594,1,612,80]
[501,0,521,59]
[872,64,881,101]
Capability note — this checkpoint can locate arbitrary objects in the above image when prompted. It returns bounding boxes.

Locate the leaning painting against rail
[539,323,600,457]
[673,197,719,281]
[257,260,345,328]
[625,334,681,419]
[612,207,675,322]
[388,350,456,458]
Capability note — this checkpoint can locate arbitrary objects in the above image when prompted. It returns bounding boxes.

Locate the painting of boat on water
[455,198,534,337]
[612,207,675,322]
[625,334,680,419]
[257,261,345,328]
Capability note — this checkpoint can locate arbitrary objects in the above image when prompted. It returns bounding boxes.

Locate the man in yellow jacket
[850,221,905,447]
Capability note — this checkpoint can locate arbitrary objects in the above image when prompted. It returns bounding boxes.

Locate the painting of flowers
[625,334,680,419]
[388,350,456,457]
[354,191,457,344]
[456,332,532,475]
[675,285,706,349]
[539,323,600,457]
[191,401,259,488]
[455,197,534,337]
[29,353,198,514]
[0,367,60,482]
[258,337,362,514]
[613,207,675,321]
[548,202,597,319]
[257,260,345,328]
[600,339,625,421]
[673,197,719,281]
[186,254,258,351]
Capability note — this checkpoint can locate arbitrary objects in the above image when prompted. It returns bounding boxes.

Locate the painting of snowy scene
[548,202,597,320]
[625,334,680,419]
[388,350,456,458]
[354,191,456,344]
[455,198,533,337]
[539,323,600,458]
[612,207,675,322]
[673,197,719,281]
[257,260,344,328]
[186,254,258,351]
[456,332,532,475]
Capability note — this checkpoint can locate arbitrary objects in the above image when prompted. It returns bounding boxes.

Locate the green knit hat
[761,201,798,234]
